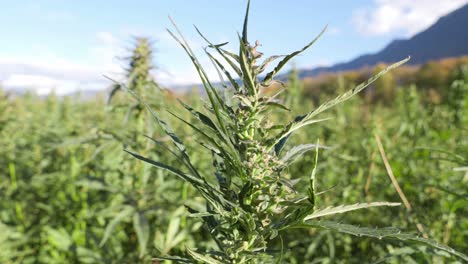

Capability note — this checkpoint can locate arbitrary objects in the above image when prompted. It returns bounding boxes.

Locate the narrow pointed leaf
[178,100,218,132]
[124,149,204,186]
[280,143,329,167]
[166,216,181,246]
[271,57,409,150]
[263,25,328,84]
[304,202,401,221]
[272,118,331,149]
[299,57,409,122]
[298,221,468,262]
[195,26,242,77]
[186,248,222,264]
[107,83,122,104]
[242,0,251,43]
[263,101,290,111]
[167,23,229,135]
[206,51,240,90]
[100,207,134,247]
[154,256,193,263]
[256,55,285,75]
[238,35,256,96]
[133,212,150,257]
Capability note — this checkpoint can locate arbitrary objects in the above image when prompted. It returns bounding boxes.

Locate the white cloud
[0,27,230,95]
[0,32,123,95]
[3,74,104,95]
[353,0,468,36]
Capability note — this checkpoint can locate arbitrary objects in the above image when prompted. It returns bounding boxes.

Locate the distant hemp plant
[124,1,468,263]
[108,37,160,119]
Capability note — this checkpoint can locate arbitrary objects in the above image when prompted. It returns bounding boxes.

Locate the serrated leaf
[238,34,256,96]
[256,55,284,75]
[271,57,410,149]
[124,149,204,186]
[206,51,240,90]
[299,220,468,262]
[308,141,320,206]
[195,26,242,77]
[304,202,401,221]
[272,117,331,150]
[307,58,409,121]
[186,248,222,264]
[167,20,229,136]
[280,143,328,167]
[177,100,219,134]
[188,212,219,218]
[263,25,328,85]
[264,101,290,111]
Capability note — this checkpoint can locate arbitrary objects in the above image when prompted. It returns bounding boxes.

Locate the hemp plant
[125,1,468,263]
[108,37,161,123]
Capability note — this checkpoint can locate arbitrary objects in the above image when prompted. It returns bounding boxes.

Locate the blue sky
[0,0,467,94]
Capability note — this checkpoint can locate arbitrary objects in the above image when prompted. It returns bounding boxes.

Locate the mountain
[297,3,468,78]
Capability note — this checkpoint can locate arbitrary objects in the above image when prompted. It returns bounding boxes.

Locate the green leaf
[271,57,410,149]
[194,26,242,77]
[133,212,150,257]
[308,141,320,206]
[166,109,242,177]
[124,149,204,186]
[304,58,409,123]
[178,100,219,133]
[304,202,401,220]
[166,215,181,246]
[154,256,194,263]
[107,83,122,104]
[100,206,134,247]
[299,221,468,262]
[205,51,240,90]
[242,0,251,44]
[256,55,284,76]
[272,117,331,150]
[238,34,257,96]
[75,179,116,192]
[167,21,229,135]
[186,248,222,264]
[280,143,328,167]
[263,25,328,85]
[46,227,72,251]
[263,101,290,111]
[188,212,219,218]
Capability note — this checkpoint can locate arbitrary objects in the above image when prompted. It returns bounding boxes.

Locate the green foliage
[1,4,467,264]
[447,65,468,125]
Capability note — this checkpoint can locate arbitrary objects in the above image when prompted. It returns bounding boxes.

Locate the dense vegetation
[1,5,467,263]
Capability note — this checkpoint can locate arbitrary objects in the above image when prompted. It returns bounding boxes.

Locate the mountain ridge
[296,3,468,78]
